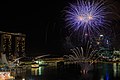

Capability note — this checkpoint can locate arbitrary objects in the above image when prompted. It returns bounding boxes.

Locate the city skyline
[0,0,120,56]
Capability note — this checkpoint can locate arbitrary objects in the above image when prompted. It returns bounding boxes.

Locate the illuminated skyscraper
[15,35,26,58]
[1,34,12,60]
[0,31,26,61]
[93,34,113,57]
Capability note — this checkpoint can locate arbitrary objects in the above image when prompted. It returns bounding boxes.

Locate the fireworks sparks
[65,0,112,37]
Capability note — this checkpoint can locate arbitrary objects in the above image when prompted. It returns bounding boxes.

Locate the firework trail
[65,0,112,40]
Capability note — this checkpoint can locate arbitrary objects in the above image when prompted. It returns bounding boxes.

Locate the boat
[31,63,39,68]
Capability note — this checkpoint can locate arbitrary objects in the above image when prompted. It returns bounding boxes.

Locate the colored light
[65,0,112,37]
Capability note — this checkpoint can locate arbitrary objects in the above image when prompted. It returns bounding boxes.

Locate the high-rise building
[1,34,12,60]
[0,31,26,61]
[15,36,25,58]
[93,34,113,57]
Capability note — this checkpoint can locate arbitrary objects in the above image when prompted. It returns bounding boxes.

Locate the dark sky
[0,0,120,56]
[0,0,69,56]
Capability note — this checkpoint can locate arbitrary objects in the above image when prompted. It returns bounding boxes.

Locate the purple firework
[65,0,112,37]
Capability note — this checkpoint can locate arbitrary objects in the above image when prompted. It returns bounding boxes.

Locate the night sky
[0,0,120,56]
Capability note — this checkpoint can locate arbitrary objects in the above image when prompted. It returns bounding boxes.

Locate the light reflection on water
[14,63,120,80]
[31,67,43,76]
[31,68,38,75]
[39,67,42,75]
[100,76,104,80]
[113,63,120,78]
[113,63,117,77]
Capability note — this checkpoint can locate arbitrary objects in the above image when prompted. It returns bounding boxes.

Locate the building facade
[0,31,26,61]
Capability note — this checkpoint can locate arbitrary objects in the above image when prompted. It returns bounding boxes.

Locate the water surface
[14,63,120,80]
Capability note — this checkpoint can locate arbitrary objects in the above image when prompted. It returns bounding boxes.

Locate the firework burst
[63,42,103,74]
[65,0,112,38]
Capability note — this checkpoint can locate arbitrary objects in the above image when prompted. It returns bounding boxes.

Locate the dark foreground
[14,63,120,80]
